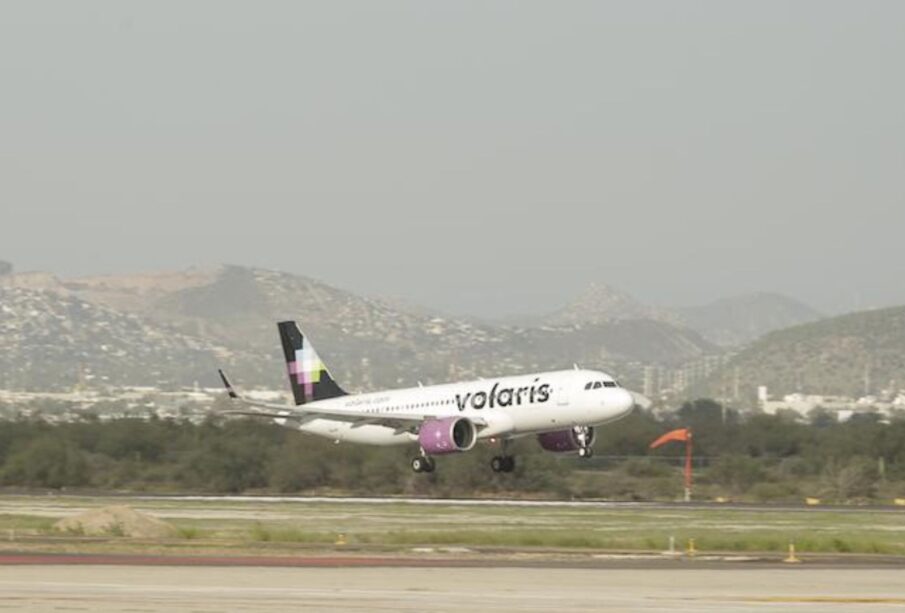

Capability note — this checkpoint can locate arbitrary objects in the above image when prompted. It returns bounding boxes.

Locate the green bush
[748,481,799,502]
[0,403,903,502]
[707,455,767,492]
[623,458,671,478]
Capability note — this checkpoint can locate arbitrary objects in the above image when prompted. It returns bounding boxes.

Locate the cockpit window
[588,380,621,390]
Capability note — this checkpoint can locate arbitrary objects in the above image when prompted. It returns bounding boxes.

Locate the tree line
[1,399,904,501]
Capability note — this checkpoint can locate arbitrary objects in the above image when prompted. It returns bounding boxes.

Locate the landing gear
[491,439,516,473]
[411,455,435,473]
[574,426,594,459]
[491,455,515,473]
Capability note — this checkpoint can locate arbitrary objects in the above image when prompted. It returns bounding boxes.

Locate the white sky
[2,1,903,317]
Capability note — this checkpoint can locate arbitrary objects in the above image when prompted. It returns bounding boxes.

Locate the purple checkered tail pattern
[278,321,346,405]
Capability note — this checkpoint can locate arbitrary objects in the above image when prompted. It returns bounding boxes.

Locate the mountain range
[544,282,822,346]
[0,264,716,392]
[696,305,905,400]
[2,260,897,403]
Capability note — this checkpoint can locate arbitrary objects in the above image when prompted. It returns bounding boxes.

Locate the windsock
[649,428,691,449]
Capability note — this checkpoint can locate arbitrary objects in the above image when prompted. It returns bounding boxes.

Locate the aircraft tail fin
[278,321,347,405]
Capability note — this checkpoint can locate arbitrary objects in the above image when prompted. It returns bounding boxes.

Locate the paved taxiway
[2,566,904,612]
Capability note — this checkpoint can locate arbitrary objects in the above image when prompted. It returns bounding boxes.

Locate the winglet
[218,369,239,399]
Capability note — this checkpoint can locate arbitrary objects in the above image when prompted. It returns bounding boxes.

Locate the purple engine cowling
[418,416,477,455]
[536,426,596,453]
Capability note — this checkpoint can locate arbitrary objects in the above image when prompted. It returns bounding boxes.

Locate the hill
[697,305,905,401]
[675,292,822,346]
[0,265,715,391]
[0,284,242,390]
[546,282,820,347]
[84,266,716,387]
[545,282,674,326]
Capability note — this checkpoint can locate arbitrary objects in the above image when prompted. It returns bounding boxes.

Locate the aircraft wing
[217,370,486,430]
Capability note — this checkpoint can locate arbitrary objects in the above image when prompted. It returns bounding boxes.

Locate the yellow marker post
[893,498,905,507]
[805,497,821,506]
[783,542,801,563]
[335,533,347,546]
[686,538,696,557]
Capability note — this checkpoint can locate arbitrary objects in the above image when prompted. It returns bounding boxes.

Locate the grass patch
[2,497,905,556]
[0,513,57,533]
[248,523,334,544]
[176,526,203,540]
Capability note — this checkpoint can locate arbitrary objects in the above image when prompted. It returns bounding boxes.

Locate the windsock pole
[683,429,693,503]
[649,427,694,503]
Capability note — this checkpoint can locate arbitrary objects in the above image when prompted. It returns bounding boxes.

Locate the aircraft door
[556,382,569,407]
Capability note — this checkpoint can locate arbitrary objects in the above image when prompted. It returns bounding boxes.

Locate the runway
[2,565,904,612]
[1,551,903,569]
[2,494,904,610]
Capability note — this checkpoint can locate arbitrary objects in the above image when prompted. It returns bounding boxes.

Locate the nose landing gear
[574,426,594,458]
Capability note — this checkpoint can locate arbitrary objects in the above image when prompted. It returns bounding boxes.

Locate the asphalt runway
[2,565,905,612]
[1,551,904,569]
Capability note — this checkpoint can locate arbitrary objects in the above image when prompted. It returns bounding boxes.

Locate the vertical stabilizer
[278,321,346,405]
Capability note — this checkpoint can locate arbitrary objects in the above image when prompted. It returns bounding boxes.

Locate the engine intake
[419,416,477,455]
[536,426,596,453]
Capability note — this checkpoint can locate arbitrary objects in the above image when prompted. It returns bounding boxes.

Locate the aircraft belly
[511,405,582,433]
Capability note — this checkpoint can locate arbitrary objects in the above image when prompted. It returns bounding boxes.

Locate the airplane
[218,320,646,473]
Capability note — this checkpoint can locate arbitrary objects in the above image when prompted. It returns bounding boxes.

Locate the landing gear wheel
[411,457,424,472]
[491,455,516,473]
[491,456,504,473]
[502,456,515,472]
[578,447,594,459]
[412,456,435,473]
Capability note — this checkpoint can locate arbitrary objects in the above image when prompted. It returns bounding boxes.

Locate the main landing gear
[490,455,515,473]
[411,454,435,473]
[491,439,515,473]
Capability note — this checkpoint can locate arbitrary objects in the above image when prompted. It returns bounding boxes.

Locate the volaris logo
[455,379,551,411]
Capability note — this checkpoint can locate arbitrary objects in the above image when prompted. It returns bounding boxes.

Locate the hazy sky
[2,1,903,318]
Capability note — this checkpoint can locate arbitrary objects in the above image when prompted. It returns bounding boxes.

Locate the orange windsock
[649,428,691,449]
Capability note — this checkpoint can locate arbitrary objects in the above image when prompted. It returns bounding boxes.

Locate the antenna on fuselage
[573,363,581,370]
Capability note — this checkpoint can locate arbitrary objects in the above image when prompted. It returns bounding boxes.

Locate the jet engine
[419,416,477,455]
[536,426,596,453]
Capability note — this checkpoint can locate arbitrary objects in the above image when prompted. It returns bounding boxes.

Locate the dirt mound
[54,505,176,538]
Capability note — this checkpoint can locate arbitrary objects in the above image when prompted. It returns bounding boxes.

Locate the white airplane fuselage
[285,369,634,445]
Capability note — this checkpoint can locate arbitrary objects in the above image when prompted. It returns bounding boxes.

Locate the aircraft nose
[627,390,652,410]
[616,389,650,415]
[615,389,635,415]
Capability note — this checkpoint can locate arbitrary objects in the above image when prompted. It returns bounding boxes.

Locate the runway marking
[0,553,472,567]
[746,597,905,604]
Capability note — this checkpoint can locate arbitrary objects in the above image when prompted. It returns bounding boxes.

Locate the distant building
[758,385,904,421]
[757,386,768,404]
